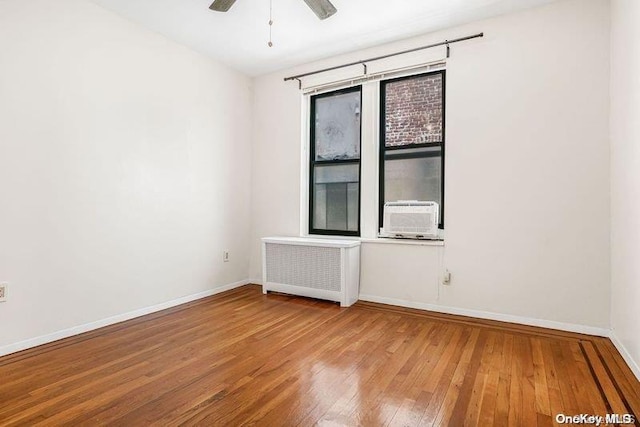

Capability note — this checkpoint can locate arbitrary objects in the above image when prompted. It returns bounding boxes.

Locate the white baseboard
[358,294,611,337]
[0,279,249,358]
[609,331,640,382]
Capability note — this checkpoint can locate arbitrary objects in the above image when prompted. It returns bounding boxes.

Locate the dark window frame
[309,85,363,237]
[378,70,446,230]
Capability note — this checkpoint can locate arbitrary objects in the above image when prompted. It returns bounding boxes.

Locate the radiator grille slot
[265,243,341,291]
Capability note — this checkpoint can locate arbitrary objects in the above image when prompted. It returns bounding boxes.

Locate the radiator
[261,237,361,307]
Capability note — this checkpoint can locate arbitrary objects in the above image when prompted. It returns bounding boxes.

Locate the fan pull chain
[268,0,273,47]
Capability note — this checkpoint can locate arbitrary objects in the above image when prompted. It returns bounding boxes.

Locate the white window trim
[300,64,446,242]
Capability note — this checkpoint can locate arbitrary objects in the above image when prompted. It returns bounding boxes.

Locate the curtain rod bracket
[362,62,368,75]
[295,78,302,89]
[446,41,450,58]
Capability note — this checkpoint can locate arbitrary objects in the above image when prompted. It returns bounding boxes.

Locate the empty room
[0,0,639,425]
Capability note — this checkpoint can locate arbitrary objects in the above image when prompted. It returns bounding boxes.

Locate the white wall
[0,0,252,353]
[250,0,611,330]
[610,0,640,378]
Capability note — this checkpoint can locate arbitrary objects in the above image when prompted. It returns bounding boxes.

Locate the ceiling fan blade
[209,0,237,12]
[302,0,337,20]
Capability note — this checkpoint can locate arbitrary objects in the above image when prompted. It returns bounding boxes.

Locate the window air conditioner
[380,201,439,239]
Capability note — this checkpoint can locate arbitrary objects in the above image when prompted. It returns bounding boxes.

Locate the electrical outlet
[223,251,230,263]
[0,282,7,302]
[442,270,451,286]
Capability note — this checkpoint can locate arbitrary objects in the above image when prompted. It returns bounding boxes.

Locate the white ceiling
[89,0,558,76]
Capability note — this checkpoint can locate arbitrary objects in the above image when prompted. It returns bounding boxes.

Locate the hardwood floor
[1,285,638,426]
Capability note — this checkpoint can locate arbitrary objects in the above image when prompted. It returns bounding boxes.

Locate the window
[309,86,362,236]
[379,70,445,229]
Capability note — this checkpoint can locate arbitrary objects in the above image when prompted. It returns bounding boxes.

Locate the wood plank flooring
[0,285,638,426]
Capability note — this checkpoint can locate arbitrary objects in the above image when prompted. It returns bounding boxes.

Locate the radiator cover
[261,237,361,307]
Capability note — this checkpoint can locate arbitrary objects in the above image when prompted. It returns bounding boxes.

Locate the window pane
[384,151,442,221]
[384,73,442,147]
[313,164,359,232]
[314,90,361,161]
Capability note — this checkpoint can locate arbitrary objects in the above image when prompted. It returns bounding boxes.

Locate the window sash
[379,70,446,230]
[309,86,362,236]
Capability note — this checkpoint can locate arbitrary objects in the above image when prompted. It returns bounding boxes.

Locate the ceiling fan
[209,0,338,20]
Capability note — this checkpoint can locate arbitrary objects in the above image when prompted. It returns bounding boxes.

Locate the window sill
[360,237,444,247]
[303,234,444,247]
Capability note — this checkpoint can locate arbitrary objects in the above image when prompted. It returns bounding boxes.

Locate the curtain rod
[302,61,446,95]
[284,32,483,85]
